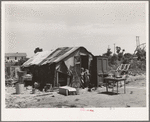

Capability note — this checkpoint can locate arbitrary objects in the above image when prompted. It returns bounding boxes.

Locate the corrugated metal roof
[22,51,51,67]
[5,53,27,57]
[22,46,93,67]
[40,47,79,65]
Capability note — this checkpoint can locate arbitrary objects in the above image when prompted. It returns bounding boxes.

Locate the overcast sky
[4,1,148,57]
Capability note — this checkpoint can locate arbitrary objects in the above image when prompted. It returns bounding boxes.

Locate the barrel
[16,83,24,94]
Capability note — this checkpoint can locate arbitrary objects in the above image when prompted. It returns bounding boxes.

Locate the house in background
[5,52,27,63]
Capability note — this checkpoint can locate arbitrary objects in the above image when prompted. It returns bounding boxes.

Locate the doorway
[81,55,89,70]
[58,72,68,86]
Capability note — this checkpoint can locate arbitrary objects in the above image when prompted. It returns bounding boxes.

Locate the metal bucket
[32,88,36,94]
[16,83,24,94]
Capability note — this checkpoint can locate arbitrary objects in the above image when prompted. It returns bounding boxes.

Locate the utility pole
[114,43,115,54]
[136,36,140,49]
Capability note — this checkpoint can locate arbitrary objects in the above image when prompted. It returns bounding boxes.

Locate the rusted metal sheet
[22,51,51,67]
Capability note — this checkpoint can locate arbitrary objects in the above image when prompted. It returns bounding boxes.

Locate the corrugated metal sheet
[22,51,51,67]
[40,47,79,65]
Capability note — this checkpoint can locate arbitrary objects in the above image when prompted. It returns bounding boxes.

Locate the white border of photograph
[1,1,149,121]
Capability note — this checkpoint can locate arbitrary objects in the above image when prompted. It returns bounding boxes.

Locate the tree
[116,46,121,54]
[34,47,43,54]
[136,49,146,61]
[122,53,132,64]
[118,49,125,61]
[103,48,112,57]
[124,53,133,59]
[110,54,118,65]
[115,46,125,61]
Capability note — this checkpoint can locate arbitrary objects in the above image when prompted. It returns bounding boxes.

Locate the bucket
[16,83,24,94]
[32,88,36,94]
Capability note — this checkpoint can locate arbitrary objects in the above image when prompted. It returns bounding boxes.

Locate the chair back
[116,64,123,71]
[116,64,130,72]
[124,64,130,71]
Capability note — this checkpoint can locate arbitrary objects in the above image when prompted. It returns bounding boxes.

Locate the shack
[22,47,93,89]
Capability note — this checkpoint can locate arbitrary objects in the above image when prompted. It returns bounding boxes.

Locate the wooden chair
[116,64,130,75]
[108,64,130,76]
[116,64,130,87]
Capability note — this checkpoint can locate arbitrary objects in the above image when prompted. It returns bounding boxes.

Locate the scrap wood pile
[5,77,18,87]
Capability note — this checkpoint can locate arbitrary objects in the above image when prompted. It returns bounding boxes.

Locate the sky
[4,1,148,58]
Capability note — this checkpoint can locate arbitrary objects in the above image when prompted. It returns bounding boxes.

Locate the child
[80,68,85,88]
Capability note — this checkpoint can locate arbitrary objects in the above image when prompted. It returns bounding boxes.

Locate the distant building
[5,52,27,63]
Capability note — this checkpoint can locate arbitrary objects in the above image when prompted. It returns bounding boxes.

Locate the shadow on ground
[98,91,119,95]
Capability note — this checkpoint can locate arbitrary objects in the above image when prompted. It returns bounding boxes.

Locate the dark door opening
[81,55,89,70]
[58,72,67,86]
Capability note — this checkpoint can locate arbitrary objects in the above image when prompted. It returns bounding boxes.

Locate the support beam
[56,71,59,87]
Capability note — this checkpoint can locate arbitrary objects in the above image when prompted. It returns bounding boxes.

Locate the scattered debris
[64,100,68,103]
[59,86,77,96]
[5,73,146,108]
[69,104,77,107]
[130,91,133,94]
[14,104,20,108]
[75,99,79,101]
[37,99,40,101]
[32,88,36,94]
[126,104,130,107]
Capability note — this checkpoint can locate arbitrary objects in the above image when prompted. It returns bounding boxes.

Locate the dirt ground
[5,74,146,108]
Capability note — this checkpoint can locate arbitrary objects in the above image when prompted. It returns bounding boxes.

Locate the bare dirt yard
[5,74,146,108]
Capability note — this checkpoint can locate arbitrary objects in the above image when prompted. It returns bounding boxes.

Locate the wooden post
[112,81,114,93]
[56,71,59,87]
[117,81,118,93]
[114,43,115,54]
[106,80,108,92]
[124,80,126,94]
[67,77,70,86]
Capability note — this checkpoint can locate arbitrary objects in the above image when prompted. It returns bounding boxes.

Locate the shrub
[102,47,146,73]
